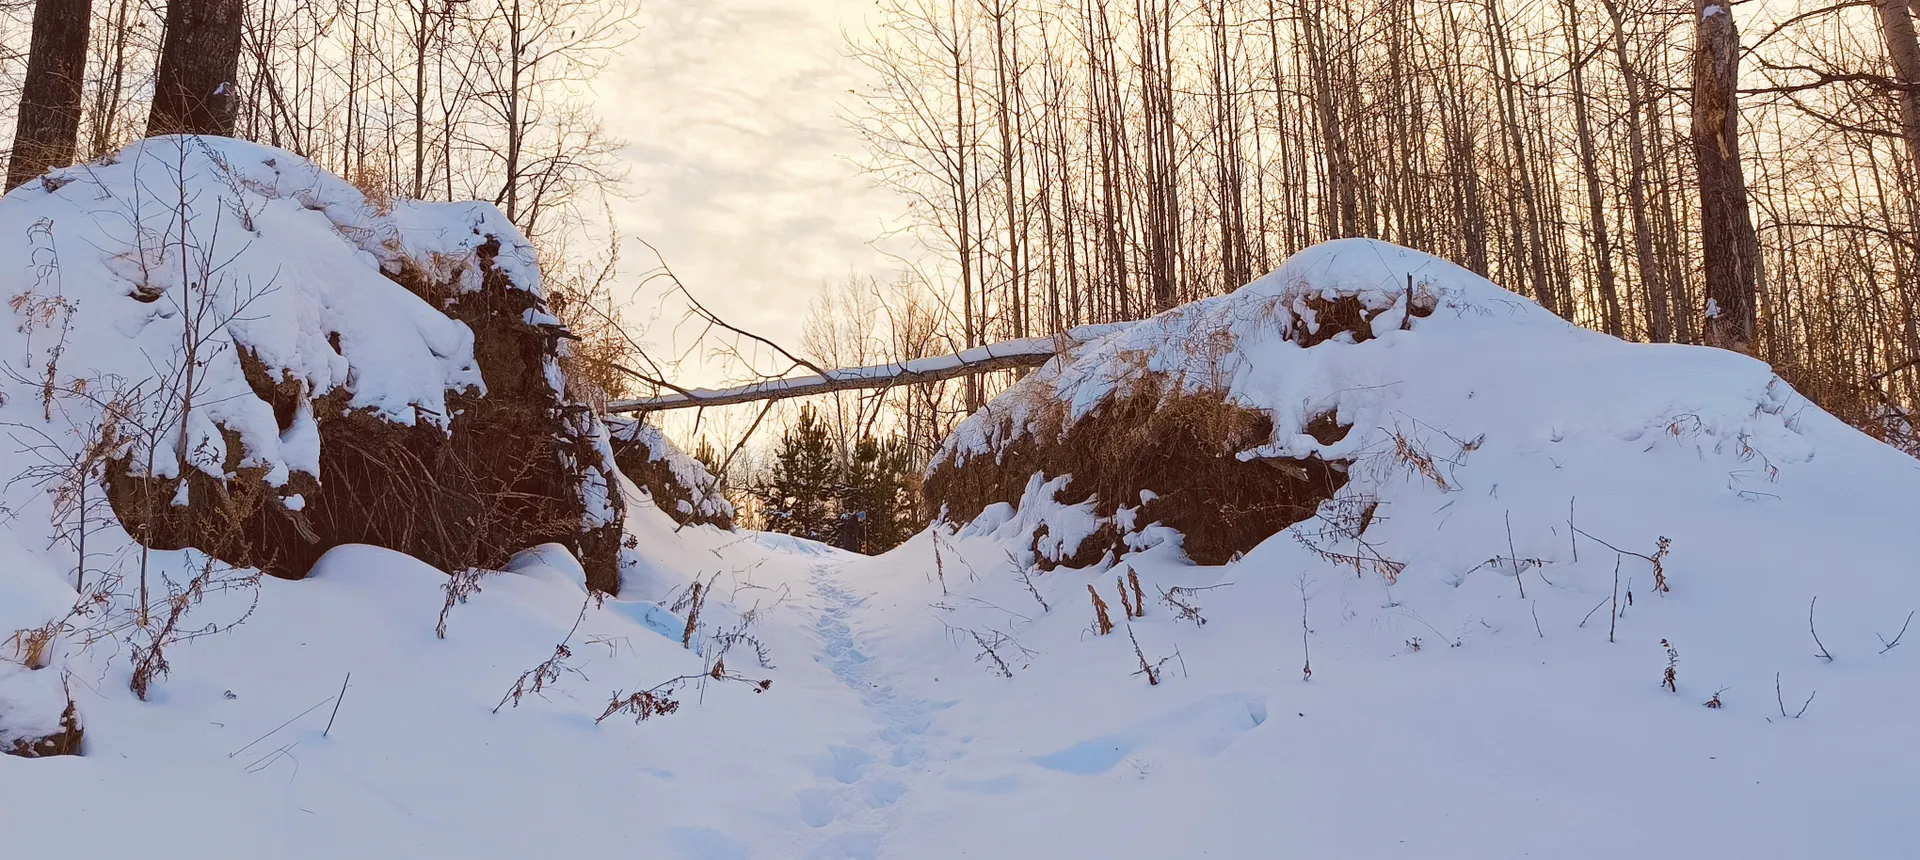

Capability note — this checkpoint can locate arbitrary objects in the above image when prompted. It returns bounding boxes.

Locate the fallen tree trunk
[607,324,1126,414]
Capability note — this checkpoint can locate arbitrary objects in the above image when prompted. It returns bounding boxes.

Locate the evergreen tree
[839,434,918,553]
[755,405,839,542]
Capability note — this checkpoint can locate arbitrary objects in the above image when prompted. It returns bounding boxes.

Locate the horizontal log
[606,324,1125,414]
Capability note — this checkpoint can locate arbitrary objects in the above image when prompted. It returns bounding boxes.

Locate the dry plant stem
[1298,574,1313,681]
[1571,526,1672,593]
[1506,510,1524,598]
[1879,610,1915,654]
[1809,596,1833,660]
[323,672,350,738]
[682,580,705,649]
[1610,558,1620,643]
[1775,672,1816,719]
[1088,584,1114,635]
[1127,625,1161,686]
[1007,551,1048,612]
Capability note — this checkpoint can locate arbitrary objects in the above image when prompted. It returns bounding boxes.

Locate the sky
[597,0,912,384]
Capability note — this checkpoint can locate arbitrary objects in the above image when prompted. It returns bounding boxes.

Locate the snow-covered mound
[839,239,1920,856]
[0,136,626,590]
[608,416,736,528]
[929,238,1861,570]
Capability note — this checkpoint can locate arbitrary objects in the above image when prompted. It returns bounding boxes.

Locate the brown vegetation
[926,376,1350,568]
[103,237,629,594]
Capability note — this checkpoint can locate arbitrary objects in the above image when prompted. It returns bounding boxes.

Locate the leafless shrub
[494,598,593,713]
[129,553,263,702]
[1158,583,1230,628]
[1573,527,1673,594]
[1879,610,1914,654]
[1703,687,1728,709]
[1127,625,1168,686]
[1388,427,1450,491]
[1294,499,1406,584]
[1660,638,1679,693]
[1809,596,1833,661]
[971,630,1019,677]
[1007,551,1049,613]
[1774,673,1815,720]
[598,685,682,723]
[436,567,496,640]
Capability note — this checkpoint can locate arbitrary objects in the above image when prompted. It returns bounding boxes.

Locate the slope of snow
[5,237,1918,858]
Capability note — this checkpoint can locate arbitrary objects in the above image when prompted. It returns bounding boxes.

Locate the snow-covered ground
[4,220,1919,856]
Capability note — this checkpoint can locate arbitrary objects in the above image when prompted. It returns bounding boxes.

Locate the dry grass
[103,238,628,593]
[926,378,1351,568]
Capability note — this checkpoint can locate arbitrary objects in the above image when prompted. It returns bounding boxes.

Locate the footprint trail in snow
[796,563,941,859]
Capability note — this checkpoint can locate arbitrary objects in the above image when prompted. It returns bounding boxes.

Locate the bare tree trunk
[1875,0,1920,360]
[1692,0,1760,352]
[149,0,244,137]
[1603,0,1670,342]
[1563,0,1623,336]
[6,0,92,191]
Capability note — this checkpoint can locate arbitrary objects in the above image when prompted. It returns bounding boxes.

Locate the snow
[5,222,1919,860]
[607,416,736,523]
[0,136,552,497]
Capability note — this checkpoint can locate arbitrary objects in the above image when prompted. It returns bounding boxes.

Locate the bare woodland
[5,0,1920,514]
[847,0,1920,447]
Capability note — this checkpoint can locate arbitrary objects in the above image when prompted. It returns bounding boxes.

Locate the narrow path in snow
[791,562,939,860]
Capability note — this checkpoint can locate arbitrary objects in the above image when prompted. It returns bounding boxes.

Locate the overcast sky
[597,0,910,383]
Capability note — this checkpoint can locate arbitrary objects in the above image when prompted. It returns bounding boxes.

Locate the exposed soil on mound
[925,380,1350,567]
[105,239,628,593]
[612,443,734,530]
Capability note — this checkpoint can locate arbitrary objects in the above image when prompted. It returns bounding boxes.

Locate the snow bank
[825,239,1920,857]
[607,416,736,528]
[0,136,628,591]
[930,238,1871,569]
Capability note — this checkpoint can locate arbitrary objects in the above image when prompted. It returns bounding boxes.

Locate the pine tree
[839,435,917,553]
[755,405,839,542]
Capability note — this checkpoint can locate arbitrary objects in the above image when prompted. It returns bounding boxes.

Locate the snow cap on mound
[0,136,552,491]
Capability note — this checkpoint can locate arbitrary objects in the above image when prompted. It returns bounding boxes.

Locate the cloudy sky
[596,0,911,382]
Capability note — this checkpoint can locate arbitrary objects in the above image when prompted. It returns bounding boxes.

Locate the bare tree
[148,0,243,137]
[5,0,90,190]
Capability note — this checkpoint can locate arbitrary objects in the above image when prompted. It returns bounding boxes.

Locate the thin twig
[1879,611,1914,654]
[1809,596,1833,661]
[323,672,350,738]
[1506,510,1524,598]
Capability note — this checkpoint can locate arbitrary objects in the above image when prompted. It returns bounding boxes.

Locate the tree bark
[6,0,91,192]
[148,0,245,138]
[1564,0,1624,337]
[1692,0,1760,352]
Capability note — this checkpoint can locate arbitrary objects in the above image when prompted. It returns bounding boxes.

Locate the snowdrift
[0,136,629,592]
[851,238,1920,856]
